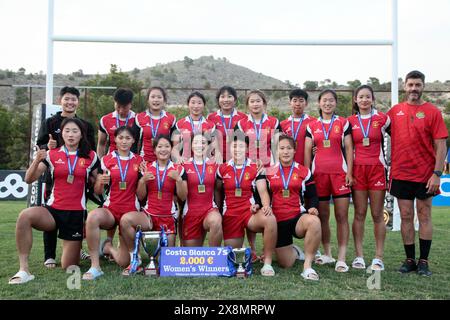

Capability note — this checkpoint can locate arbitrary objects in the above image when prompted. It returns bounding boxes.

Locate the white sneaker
[315,250,321,259]
[293,245,305,261]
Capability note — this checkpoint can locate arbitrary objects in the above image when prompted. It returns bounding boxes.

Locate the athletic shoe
[417,259,432,276]
[292,245,305,261]
[80,249,91,261]
[398,258,417,273]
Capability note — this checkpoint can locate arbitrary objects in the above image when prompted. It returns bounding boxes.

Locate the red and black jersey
[207,110,246,162]
[217,159,264,217]
[347,110,390,167]
[387,102,448,183]
[182,159,218,217]
[236,114,280,167]
[280,114,316,165]
[175,116,216,159]
[305,116,351,174]
[143,161,186,218]
[44,148,98,210]
[101,151,143,214]
[135,110,176,162]
[266,162,317,222]
[99,110,137,154]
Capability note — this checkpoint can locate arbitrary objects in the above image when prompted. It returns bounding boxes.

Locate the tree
[183,56,194,69]
[15,87,28,105]
[368,77,381,90]
[444,101,450,114]
[18,67,26,75]
[347,79,361,89]
[303,81,318,90]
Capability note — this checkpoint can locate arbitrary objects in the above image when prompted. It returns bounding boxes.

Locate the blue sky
[1,0,449,85]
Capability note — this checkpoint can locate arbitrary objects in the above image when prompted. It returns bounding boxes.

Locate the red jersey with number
[266,162,314,222]
[176,116,216,159]
[217,160,261,217]
[207,110,247,162]
[101,152,143,214]
[143,161,184,218]
[347,110,390,167]
[280,114,316,165]
[306,116,351,174]
[182,159,218,217]
[135,110,176,162]
[387,102,448,183]
[99,111,136,154]
[45,148,97,210]
[236,114,280,167]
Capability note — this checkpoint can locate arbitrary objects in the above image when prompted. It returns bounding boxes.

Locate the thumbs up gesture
[48,134,57,150]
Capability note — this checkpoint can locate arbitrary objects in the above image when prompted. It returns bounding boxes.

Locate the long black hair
[59,118,91,158]
[352,85,375,114]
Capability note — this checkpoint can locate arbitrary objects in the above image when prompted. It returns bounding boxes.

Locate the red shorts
[314,172,351,199]
[353,165,387,191]
[222,210,252,240]
[182,208,218,240]
[144,210,177,234]
[104,206,136,226]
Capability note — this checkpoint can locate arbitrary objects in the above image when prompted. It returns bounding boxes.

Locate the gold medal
[67,175,74,184]
[362,137,370,146]
[119,181,127,190]
[235,188,242,197]
[255,140,260,148]
[282,189,290,198]
[158,191,162,199]
[198,184,206,193]
[323,140,331,148]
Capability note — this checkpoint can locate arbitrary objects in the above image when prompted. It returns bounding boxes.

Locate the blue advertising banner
[432,174,450,206]
[160,247,231,277]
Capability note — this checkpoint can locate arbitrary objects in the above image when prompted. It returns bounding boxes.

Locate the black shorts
[276,213,305,248]
[46,206,86,241]
[389,179,434,200]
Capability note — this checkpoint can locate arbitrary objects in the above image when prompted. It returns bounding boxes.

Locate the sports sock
[419,239,432,261]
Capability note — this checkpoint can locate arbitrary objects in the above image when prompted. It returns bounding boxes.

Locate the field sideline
[0,201,449,300]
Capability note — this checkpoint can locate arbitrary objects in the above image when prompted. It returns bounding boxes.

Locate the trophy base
[144,268,158,276]
[236,271,247,279]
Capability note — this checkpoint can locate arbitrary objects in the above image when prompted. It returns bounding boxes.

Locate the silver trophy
[141,231,161,276]
[232,248,248,278]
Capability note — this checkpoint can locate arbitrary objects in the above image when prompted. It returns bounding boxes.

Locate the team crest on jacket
[416,112,425,119]
[208,166,214,174]
[334,126,340,133]
[245,172,251,180]
[164,122,170,129]
[133,164,139,171]
[293,173,298,180]
[79,159,86,167]
[373,121,379,128]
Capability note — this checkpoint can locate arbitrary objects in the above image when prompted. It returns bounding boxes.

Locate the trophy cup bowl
[232,248,247,278]
[141,231,161,276]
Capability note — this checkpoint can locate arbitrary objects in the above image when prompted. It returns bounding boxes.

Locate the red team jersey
[45,148,97,211]
[306,116,351,174]
[143,161,184,219]
[135,110,176,162]
[387,102,448,183]
[347,110,390,167]
[207,109,247,162]
[101,152,143,216]
[236,114,280,166]
[280,114,316,165]
[182,159,218,217]
[217,160,261,217]
[266,163,314,222]
[175,116,216,159]
[99,111,136,154]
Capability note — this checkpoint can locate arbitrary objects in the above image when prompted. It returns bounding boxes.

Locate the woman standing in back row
[304,89,354,273]
[347,85,390,271]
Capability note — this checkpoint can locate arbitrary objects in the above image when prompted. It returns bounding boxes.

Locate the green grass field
[0,201,449,300]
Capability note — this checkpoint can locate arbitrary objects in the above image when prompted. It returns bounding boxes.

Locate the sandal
[293,245,305,261]
[9,270,35,285]
[352,257,366,269]
[301,268,320,281]
[260,264,275,276]
[122,264,143,276]
[315,255,336,265]
[335,261,349,273]
[370,258,385,271]
[44,258,56,269]
[82,267,104,280]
